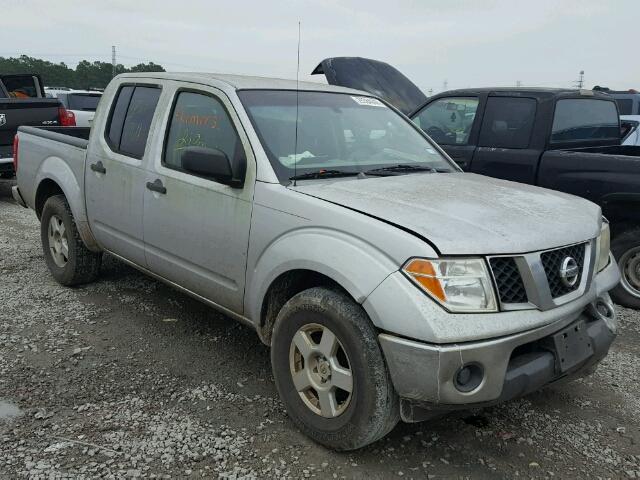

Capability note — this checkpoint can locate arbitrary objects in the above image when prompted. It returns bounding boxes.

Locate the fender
[245,227,403,325]
[35,156,100,252]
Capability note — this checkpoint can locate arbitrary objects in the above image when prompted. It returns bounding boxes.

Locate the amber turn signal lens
[404,259,446,301]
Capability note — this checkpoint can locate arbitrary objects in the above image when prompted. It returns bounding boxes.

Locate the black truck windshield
[238,90,455,182]
[551,98,620,143]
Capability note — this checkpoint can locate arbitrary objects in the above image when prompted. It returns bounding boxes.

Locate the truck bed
[15,126,90,222]
[538,146,640,225]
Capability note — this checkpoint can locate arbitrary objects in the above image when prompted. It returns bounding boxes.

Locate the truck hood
[292,172,601,255]
[311,57,427,115]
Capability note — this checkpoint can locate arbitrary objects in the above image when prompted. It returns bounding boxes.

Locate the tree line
[0,55,165,90]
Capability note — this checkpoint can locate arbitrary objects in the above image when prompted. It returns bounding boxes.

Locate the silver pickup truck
[12,72,620,450]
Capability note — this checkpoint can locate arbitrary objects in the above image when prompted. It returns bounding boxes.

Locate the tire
[271,287,399,451]
[610,227,640,309]
[40,195,102,286]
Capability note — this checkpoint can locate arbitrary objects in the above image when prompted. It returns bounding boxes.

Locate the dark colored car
[315,57,640,308]
[0,74,61,177]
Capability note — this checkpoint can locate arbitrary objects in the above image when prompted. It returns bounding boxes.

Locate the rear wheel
[41,195,102,286]
[611,227,640,309]
[271,287,399,451]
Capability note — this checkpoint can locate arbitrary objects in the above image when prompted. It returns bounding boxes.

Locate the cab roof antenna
[293,21,301,187]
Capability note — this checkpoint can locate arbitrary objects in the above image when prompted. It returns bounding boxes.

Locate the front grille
[490,257,528,304]
[540,243,586,298]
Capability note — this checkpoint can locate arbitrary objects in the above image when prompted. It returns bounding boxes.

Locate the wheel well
[258,269,347,345]
[35,179,64,219]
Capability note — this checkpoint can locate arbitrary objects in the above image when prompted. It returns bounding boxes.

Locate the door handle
[90,161,106,174]
[146,179,167,195]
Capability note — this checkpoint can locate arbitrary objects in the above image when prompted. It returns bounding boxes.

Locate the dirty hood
[311,57,427,115]
[292,173,601,255]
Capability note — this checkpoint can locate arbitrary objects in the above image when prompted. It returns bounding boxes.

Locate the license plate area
[553,320,594,372]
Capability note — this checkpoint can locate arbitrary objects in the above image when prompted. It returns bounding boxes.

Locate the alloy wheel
[289,323,353,418]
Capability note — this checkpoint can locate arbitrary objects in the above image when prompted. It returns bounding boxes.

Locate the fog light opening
[454,363,484,393]
[595,300,614,319]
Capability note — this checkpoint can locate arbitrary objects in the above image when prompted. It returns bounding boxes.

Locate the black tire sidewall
[271,287,397,449]
[41,196,80,285]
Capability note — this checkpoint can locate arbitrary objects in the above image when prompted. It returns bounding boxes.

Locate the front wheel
[271,287,399,451]
[610,227,640,309]
[41,195,102,286]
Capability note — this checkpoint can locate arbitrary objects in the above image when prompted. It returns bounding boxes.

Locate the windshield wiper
[364,164,438,176]
[289,169,360,181]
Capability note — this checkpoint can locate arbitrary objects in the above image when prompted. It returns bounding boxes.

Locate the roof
[430,86,613,99]
[117,72,366,95]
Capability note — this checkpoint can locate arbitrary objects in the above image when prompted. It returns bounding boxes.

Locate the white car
[621,115,640,145]
[45,90,102,127]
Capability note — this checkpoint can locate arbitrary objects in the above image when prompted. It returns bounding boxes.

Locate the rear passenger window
[163,91,242,172]
[106,85,161,159]
[478,97,536,149]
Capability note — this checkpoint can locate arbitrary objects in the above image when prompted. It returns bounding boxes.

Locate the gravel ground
[1,178,639,479]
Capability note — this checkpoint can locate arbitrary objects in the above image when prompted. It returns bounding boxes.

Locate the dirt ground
[1,178,638,479]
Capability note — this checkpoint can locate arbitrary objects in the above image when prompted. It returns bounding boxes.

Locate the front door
[411,96,480,170]
[85,84,161,266]
[143,85,254,313]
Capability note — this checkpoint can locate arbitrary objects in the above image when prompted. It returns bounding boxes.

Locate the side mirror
[181,146,244,188]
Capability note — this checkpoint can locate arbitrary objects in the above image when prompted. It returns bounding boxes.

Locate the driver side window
[413,97,479,145]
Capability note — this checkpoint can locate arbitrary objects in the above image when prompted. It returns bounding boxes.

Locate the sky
[0,0,637,93]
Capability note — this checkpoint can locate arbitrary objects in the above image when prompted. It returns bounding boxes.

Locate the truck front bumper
[380,296,616,421]
[373,259,620,422]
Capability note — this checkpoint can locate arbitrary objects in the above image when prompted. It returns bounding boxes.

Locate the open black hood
[311,57,426,115]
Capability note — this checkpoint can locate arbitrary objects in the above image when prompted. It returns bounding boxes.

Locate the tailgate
[0,99,60,159]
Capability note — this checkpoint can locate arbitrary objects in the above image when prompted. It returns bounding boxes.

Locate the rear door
[469,95,541,184]
[142,83,254,313]
[85,83,161,266]
[412,96,481,170]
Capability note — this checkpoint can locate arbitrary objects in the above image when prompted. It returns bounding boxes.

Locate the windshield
[238,90,455,182]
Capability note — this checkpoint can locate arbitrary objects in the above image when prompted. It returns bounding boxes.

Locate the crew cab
[12,72,620,450]
[0,74,60,177]
[314,57,640,309]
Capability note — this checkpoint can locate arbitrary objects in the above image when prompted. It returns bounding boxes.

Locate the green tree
[0,55,166,89]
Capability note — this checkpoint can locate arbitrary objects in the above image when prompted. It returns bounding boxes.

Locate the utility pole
[575,70,584,89]
[442,79,448,92]
[112,46,117,78]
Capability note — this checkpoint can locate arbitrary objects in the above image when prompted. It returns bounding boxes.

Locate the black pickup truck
[0,74,61,177]
[314,57,640,308]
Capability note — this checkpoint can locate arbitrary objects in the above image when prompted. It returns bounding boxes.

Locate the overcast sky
[0,0,636,93]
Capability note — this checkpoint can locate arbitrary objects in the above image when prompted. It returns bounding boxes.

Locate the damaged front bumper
[376,258,620,422]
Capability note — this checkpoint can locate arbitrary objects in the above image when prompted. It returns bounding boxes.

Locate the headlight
[402,258,497,312]
[596,220,611,273]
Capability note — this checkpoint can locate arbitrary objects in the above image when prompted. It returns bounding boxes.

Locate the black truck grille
[490,257,528,304]
[540,243,586,298]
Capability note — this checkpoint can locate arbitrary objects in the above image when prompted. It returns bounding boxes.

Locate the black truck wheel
[40,195,102,286]
[271,287,399,451]
[610,227,640,309]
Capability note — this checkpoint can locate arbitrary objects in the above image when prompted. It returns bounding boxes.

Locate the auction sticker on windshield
[351,96,385,107]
